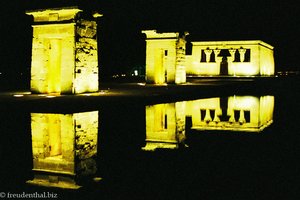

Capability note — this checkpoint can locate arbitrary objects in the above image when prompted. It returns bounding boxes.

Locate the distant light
[93,177,103,182]
[93,12,103,18]
[134,70,138,76]
[46,95,56,98]
[121,74,126,77]
[137,83,146,86]
[13,94,24,97]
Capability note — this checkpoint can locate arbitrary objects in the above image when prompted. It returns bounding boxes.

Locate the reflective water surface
[0,86,299,199]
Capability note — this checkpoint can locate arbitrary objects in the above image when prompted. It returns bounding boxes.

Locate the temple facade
[186,41,275,76]
[142,30,275,84]
[26,7,102,94]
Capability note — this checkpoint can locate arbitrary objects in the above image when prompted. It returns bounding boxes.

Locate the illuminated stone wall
[186,41,274,76]
[259,96,275,127]
[143,102,186,151]
[28,111,98,189]
[26,7,101,94]
[142,30,187,84]
[74,20,99,93]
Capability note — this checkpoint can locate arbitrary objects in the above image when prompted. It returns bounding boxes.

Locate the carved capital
[204,49,213,62]
[229,49,236,57]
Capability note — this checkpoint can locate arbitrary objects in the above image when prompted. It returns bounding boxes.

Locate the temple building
[142,30,275,84]
[186,41,275,76]
[142,30,188,84]
[26,7,102,94]
[27,111,99,189]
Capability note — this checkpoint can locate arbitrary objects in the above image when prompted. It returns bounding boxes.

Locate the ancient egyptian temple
[143,30,275,84]
[186,41,275,76]
[26,7,102,94]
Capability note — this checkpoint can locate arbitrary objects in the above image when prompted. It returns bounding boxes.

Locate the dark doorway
[220,56,228,75]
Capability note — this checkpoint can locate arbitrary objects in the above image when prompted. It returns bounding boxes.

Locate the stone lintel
[142,30,179,40]
[26,7,83,23]
[191,40,274,50]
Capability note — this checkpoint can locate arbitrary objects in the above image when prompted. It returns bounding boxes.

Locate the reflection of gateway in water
[27,111,99,189]
[143,102,186,151]
[143,96,274,150]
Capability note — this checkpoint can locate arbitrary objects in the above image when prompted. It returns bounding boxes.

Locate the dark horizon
[1,0,299,88]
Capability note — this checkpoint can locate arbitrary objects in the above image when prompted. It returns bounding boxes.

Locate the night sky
[0,0,299,87]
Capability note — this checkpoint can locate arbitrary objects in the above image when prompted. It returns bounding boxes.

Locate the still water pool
[0,79,299,199]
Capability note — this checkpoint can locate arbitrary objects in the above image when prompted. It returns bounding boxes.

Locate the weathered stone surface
[74,111,98,160]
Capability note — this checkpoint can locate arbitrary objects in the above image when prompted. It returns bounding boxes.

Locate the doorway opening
[47,39,62,94]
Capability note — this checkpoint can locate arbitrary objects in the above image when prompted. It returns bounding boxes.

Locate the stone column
[204,109,212,123]
[228,48,236,76]
[238,110,246,124]
[204,49,213,62]
[238,48,247,62]
[214,49,222,63]
[228,49,236,63]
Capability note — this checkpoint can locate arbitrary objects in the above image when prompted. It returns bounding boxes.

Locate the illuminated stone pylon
[26,7,102,94]
[142,30,187,84]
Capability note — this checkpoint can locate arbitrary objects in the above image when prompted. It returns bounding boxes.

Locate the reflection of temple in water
[27,111,99,189]
[186,96,274,132]
[144,96,274,150]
